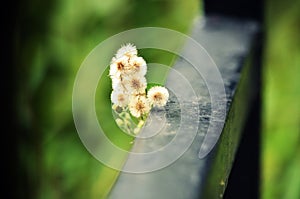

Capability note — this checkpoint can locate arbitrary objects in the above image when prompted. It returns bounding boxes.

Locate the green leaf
[146,83,163,91]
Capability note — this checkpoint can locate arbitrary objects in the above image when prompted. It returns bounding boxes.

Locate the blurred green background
[14,0,199,198]
[14,0,299,199]
[262,0,300,198]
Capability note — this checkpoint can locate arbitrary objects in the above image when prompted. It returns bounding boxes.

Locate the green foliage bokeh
[15,0,199,198]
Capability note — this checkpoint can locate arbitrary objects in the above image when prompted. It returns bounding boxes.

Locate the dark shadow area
[204,0,263,21]
[223,96,261,199]
[224,35,263,198]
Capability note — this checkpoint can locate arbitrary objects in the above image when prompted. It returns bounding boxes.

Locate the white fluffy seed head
[129,95,150,118]
[127,56,147,76]
[147,86,169,107]
[111,87,130,107]
[109,56,129,78]
[123,74,147,94]
[109,44,168,119]
[115,43,137,59]
[111,76,121,90]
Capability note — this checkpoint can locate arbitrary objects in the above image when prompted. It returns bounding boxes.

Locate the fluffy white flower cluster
[109,43,169,126]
